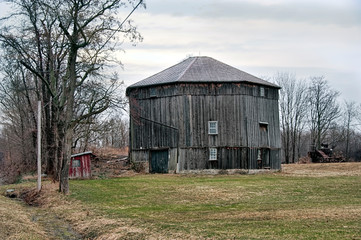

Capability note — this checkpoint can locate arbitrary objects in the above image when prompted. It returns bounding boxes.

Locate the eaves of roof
[126,56,280,95]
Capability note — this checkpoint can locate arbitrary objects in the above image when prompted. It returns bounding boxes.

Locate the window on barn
[149,88,158,97]
[72,159,81,167]
[209,148,217,160]
[208,121,218,135]
[260,87,265,97]
[259,122,268,131]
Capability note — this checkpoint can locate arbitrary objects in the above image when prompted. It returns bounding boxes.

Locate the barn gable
[127,56,281,173]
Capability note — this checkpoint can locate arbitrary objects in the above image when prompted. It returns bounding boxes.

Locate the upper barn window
[149,88,158,97]
[260,87,265,97]
[259,122,268,131]
[208,121,218,135]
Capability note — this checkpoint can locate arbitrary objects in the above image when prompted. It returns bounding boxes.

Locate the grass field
[1,162,361,239]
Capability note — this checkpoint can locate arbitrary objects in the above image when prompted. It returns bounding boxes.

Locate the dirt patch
[29,208,82,240]
[281,162,361,177]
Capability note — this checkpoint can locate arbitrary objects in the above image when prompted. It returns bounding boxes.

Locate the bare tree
[0,60,38,170]
[274,73,308,163]
[308,76,340,150]
[72,113,129,152]
[343,101,358,161]
[0,0,144,193]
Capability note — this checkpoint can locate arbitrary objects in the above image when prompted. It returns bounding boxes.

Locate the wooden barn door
[261,148,270,168]
[257,148,270,169]
[150,150,169,173]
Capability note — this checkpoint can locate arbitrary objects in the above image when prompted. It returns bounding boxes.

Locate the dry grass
[91,147,129,158]
[64,163,361,239]
[29,183,163,239]
[281,162,361,177]
[0,194,47,239]
[1,162,361,239]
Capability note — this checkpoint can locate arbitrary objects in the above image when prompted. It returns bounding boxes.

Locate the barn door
[261,148,270,168]
[257,148,270,169]
[150,150,169,173]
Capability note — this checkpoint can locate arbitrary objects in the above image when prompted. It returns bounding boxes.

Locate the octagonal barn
[126,56,281,173]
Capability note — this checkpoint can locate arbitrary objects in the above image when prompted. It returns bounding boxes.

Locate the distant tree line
[274,73,361,163]
[72,114,129,152]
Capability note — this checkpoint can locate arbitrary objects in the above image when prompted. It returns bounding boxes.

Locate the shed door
[70,158,82,178]
[150,150,169,173]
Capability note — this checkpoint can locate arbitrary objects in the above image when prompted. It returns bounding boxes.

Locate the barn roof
[126,56,280,92]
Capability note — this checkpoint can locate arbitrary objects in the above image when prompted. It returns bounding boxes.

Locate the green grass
[68,173,361,239]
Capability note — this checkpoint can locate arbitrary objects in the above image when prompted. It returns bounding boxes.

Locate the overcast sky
[0,0,360,103]
[117,0,361,103]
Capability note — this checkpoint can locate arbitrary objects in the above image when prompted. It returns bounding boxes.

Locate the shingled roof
[127,56,280,91]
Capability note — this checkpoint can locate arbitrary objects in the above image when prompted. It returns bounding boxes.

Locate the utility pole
[37,101,41,191]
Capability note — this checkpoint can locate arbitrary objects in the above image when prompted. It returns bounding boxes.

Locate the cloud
[120,0,361,102]
[144,0,361,27]
[130,10,360,69]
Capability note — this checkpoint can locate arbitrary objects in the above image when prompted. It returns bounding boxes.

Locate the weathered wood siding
[130,150,149,162]
[128,83,281,171]
[270,149,281,169]
[178,148,208,170]
[69,154,92,179]
[168,148,178,172]
[218,147,248,169]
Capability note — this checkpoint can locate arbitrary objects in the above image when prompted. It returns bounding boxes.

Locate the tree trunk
[59,43,77,194]
[59,127,72,194]
[345,124,350,161]
[291,129,297,163]
[285,126,290,164]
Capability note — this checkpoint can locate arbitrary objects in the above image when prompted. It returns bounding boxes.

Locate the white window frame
[208,121,218,135]
[209,148,217,160]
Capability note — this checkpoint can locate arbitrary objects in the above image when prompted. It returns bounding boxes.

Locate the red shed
[69,151,93,179]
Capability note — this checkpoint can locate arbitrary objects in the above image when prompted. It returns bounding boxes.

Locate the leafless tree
[0,59,38,170]
[274,73,308,163]
[0,0,144,193]
[308,76,340,150]
[343,101,358,161]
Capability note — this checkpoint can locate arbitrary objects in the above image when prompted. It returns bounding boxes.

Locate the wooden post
[37,101,41,192]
